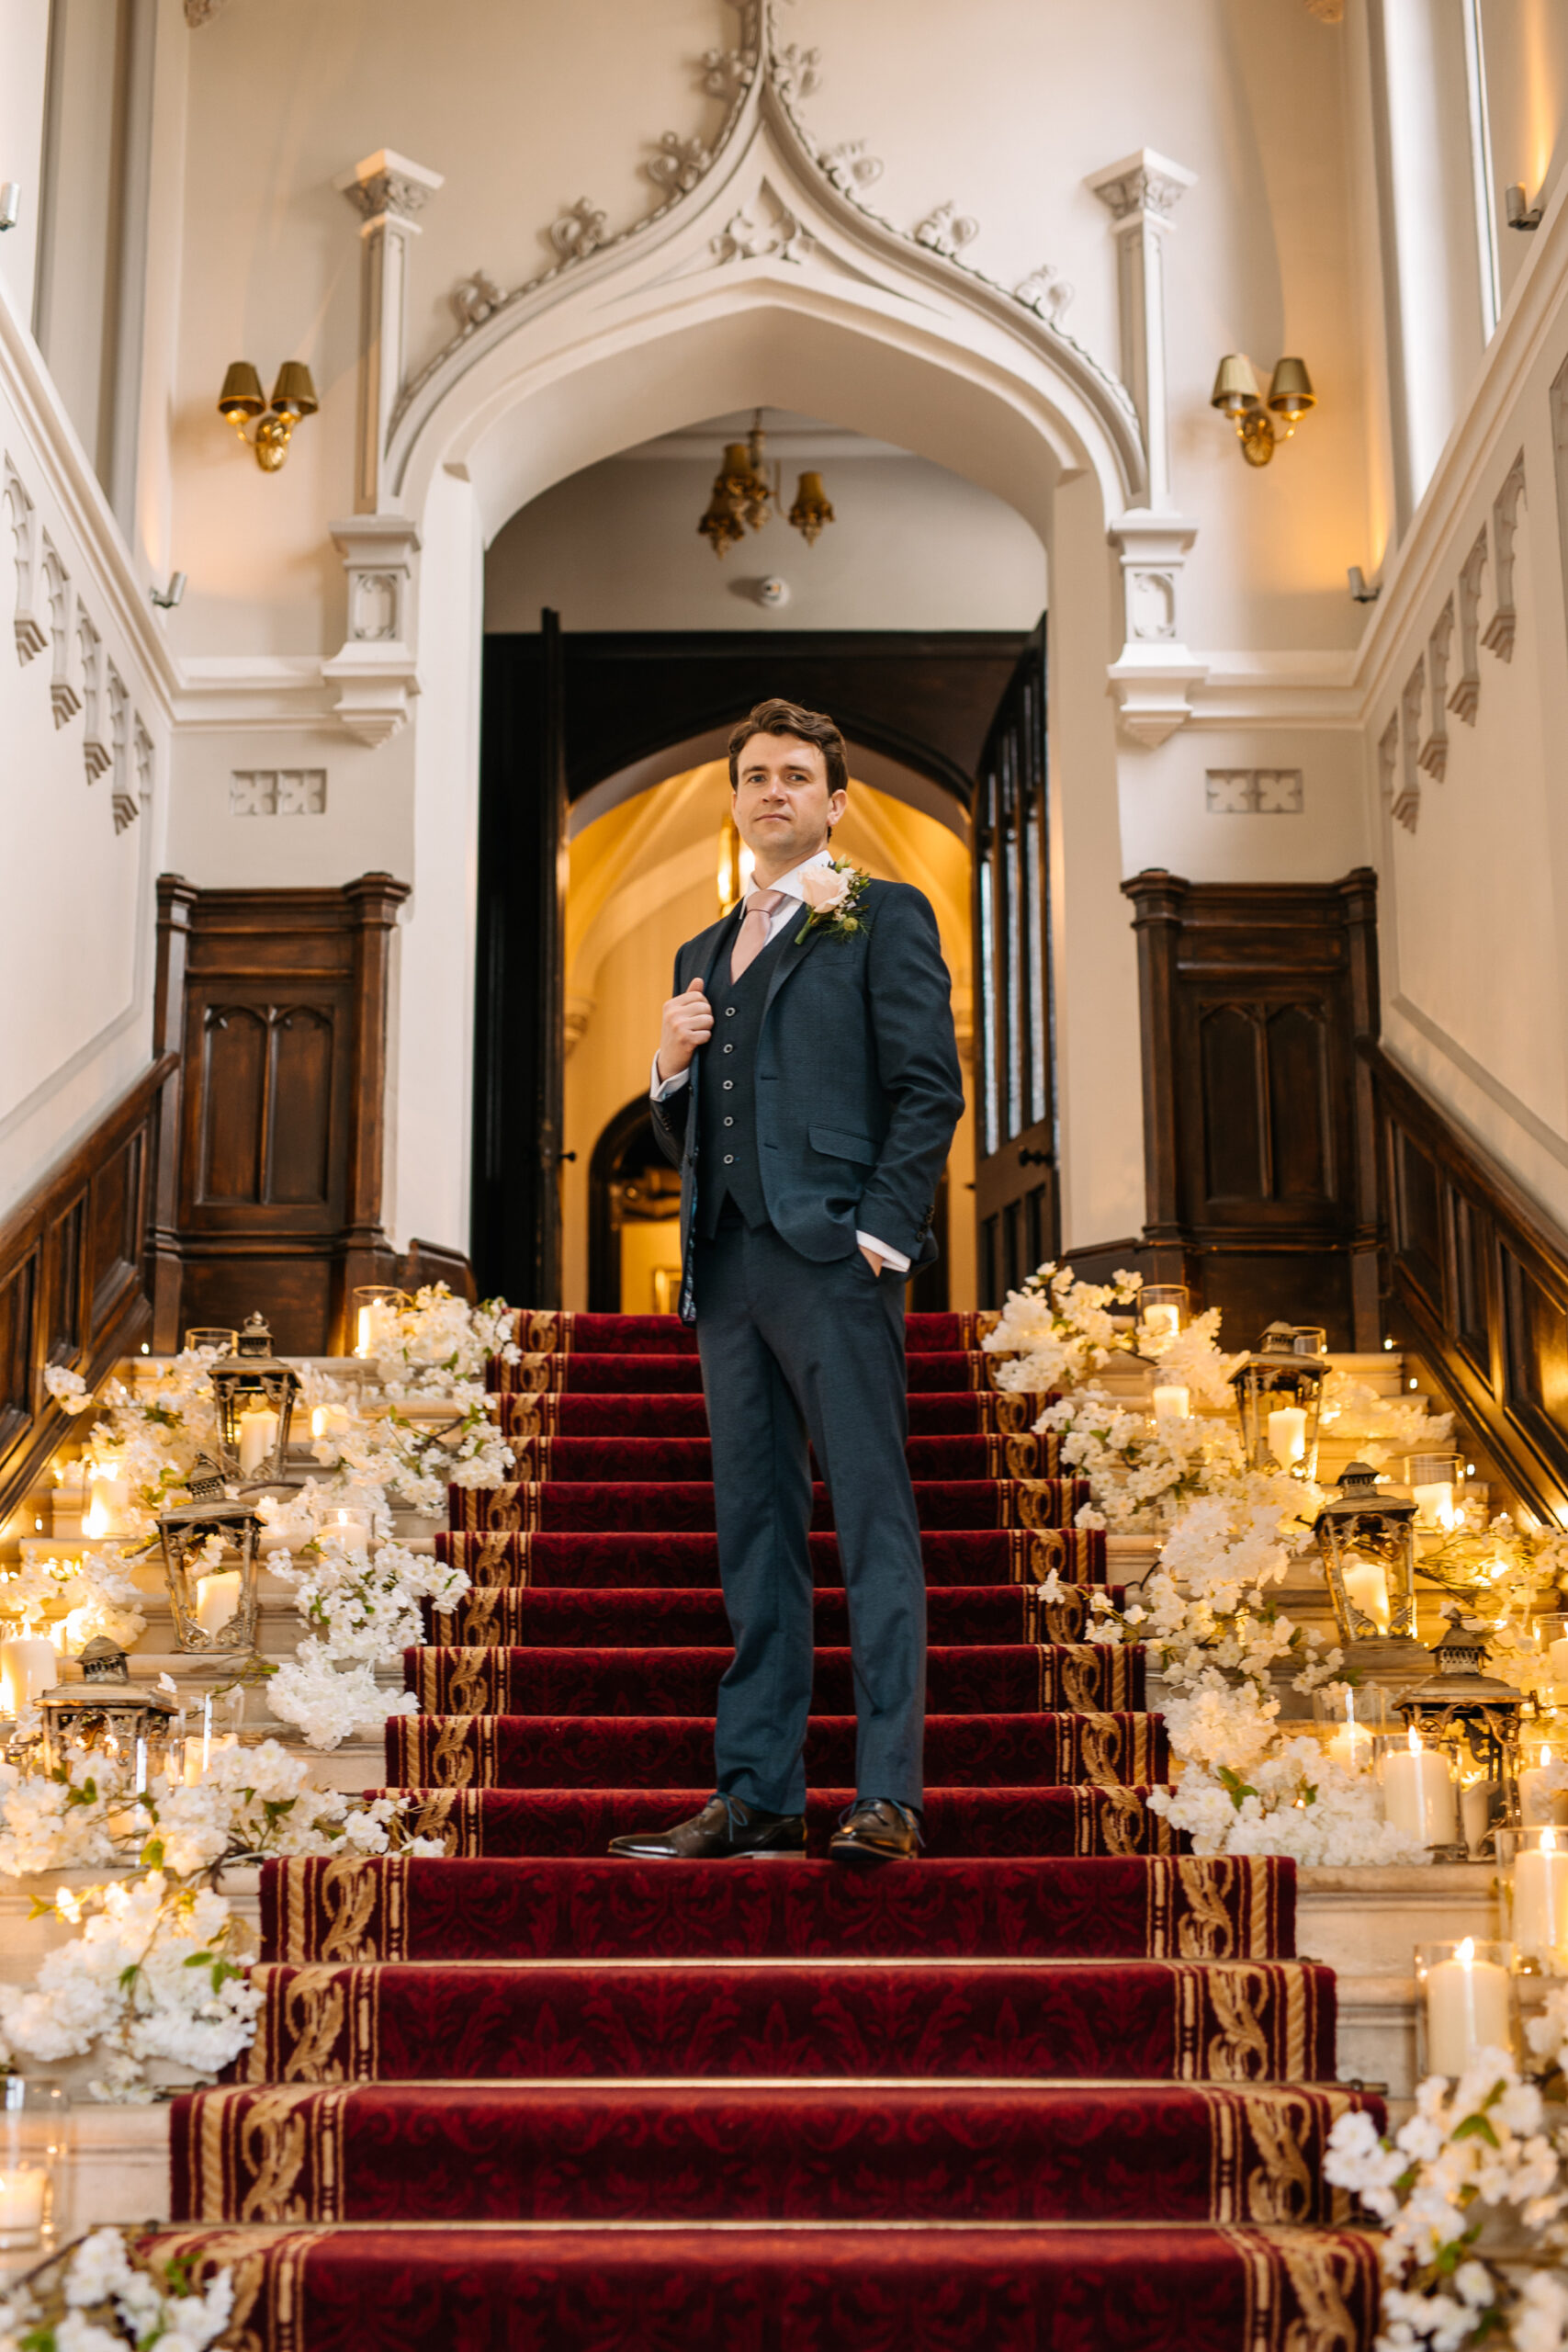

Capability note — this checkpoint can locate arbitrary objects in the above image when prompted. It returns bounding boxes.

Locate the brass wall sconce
[698,411,835,557]
[1211,354,1315,467]
[218,360,319,471]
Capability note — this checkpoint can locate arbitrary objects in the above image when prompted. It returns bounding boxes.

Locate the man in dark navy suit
[607,699,964,1868]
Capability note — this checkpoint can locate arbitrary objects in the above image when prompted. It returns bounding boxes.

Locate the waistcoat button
[723,1154,735,1165]
[725,1007,737,1017]
[723,1080,734,1091]
[723,1116,734,1127]
[723,1043,734,1054]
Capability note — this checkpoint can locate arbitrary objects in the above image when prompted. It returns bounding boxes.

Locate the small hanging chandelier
[698,412,834,558]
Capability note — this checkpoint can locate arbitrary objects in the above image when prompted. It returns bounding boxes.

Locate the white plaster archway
[380,27,1151,1272]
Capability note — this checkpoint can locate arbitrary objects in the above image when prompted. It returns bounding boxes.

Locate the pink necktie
[729,887,784,982]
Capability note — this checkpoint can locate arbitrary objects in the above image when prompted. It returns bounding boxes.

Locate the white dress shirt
[649,848,910,1272]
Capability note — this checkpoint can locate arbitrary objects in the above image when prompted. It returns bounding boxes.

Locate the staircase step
[405,1643,1145,1717]
[491,1349,1015,1393]
[494,1390,1047,1436]
[171,2078,1375,2225]
[237,1957,1336,2085]
[441,1478,1089,1533]
[138,2221,1382,2352]
[504,1311,1000,1356]
[387,1710,1168,1791]
[494,1429,1061,1480]
[422,1584,1127,1648]
[260,1855,1292,1965]
[436,1526,1108,1589]
[384,1785,1181,1859]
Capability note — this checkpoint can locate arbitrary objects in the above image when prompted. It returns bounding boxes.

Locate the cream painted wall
[0,0,51,328]
[562,761,976,1311]
[486,444,1047,634]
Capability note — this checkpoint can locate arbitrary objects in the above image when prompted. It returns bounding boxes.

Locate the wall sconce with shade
[698,412,835,557]
[218,359,318,470]
[1314,1462,1421,1646]
[1229,1322,1327,1477]
[1210,353,1315,466]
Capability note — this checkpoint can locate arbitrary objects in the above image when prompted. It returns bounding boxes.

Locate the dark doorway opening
[474,623,1035,1307]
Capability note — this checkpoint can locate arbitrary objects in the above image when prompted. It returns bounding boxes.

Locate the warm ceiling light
[1211,353,1315,467]
[218,358,319,471]
[697,412,835,556]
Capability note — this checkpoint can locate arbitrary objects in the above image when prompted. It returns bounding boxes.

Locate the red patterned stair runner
[154,1309,1381,2349]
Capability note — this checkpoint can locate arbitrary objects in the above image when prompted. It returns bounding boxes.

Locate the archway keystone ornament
[321,0,1204,751]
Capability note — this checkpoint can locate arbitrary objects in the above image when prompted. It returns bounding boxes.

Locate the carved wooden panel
[1371,1043,1568,1525]
[0,1252,37,1451]
[1123,870,1380,1349]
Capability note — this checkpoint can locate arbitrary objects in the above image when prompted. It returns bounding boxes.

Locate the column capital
[335,149,444,235]
[1086,148,1197,230]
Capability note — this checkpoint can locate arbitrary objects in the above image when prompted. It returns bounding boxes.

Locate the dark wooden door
[972,617,1056,1305]
[472,608,568,1306]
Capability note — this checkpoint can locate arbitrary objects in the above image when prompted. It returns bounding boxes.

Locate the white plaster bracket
[335,149,445,516]
[1106,510,1207,745]
[322,515,422,748]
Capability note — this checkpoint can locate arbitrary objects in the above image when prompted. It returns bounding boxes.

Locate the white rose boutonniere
[795,858,871,944]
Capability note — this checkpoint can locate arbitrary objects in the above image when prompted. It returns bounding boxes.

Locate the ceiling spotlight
[151,571,187,611]
[1505,183,1543,231]
[1348,565,1381,604]
[0,183,20,232]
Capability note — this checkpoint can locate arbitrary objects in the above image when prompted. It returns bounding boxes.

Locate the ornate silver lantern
[1314,1462,1421,1645]
[209,1314,301,1486]
[1396,1617,1528,1827]
[155,1457,263,1655]
[40,1640,177,1780]
[1229,1320,1328,1478]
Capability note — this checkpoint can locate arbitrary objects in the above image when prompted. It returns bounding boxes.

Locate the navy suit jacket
[651,879,965,1322]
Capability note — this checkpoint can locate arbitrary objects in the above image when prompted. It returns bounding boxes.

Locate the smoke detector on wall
[755,578,791,608]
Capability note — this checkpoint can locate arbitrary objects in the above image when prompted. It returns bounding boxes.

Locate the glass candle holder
[351,1285,409,1362]
[1312,1682,1393,1771]
[1496,1826,1568,1971]
[1416,1940,1517,2077]
[1138,1285,1189,1345]
[184,1327,238,1356]
[0,2078,68,2252]
[1536,1615,1568,1703]
[1292,1326,1328,1357]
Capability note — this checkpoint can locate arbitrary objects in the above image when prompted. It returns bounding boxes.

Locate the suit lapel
[761,910,829,1024]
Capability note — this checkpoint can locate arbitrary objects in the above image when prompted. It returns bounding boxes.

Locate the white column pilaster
[334,148,444,516]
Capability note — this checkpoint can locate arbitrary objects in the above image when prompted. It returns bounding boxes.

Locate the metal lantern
[1229,1320,1328,1478]
[1314,1462,1421,1644]
[40,1652,176,1778]
[1397,1620,1528,1826]
[155,1457,263,1654]
[209,1314,301,1485]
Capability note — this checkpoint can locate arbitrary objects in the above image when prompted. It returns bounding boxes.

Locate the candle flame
[337,1510,349,1526]
[1407,1725,1421,1755]
[83,1501,108,1539]
[1457,1937,1475,1966]
[1545,1828,1558,1856]
[1543,1746,1551,1770]
[311,1408,326,1439]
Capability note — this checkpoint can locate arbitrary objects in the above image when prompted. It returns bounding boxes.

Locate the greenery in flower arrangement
[0,2224,236,2351]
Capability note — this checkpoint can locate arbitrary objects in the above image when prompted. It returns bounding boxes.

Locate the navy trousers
[694,1216,926,1815]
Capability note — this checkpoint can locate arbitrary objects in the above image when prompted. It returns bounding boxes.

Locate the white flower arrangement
[1319,1367,1454,1467]
[263,1533,469,1750]
[981,1262,1143,1396]
[1325,2038,1568,2351]
[374,1283,521,1395]
[0,2224,235,2351]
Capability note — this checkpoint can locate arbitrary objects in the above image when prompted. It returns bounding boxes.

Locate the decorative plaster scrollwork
[1482,452,1526,661]
[697,47,750,97]
[818,141,883,195]
[4,458,45,664]
[1450,529,1487,722]
[40,538,79,727]
[712,184,811,265]
[1089,154,1195,222]
[1014,263,1074,324]
[78,608,109,781]
[339,160,440,226]
[1417,598,1453,781]
[772,43,821,100]
[1377,714,1400,820]
[549,200,610,264]
[914,200,979,260]
[450,271,502,330]
[1393,662,1426,831]
[134,719,155,817]
[107,665,136,833]
[184,0,230,21]
[647,132,712,196]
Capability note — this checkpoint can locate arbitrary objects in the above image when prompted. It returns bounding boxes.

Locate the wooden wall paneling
[0,1054,176,1525]
[150,878,195,1349]
[1368,1041,1568,1525]
[1122,869,1382,1350]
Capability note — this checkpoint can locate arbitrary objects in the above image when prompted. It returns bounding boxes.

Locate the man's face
[731,731,846,871]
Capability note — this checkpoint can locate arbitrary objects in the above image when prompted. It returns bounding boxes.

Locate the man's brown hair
[728,698,848,798]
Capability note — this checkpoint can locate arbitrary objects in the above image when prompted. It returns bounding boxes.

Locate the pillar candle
[0,1636,60,1715]
[1512,1831,1568,1955]
[1425,1939,1513,2075]
[1141,1305,1181,1342]
[1548,1636,1568,1688]
[0,2166,47,2248]
[1412,1478,1456,1530]
[85,1462,130,1535]
[1267,1406,1307,1467]
[1340,1553,1392,1635]
[1517,1747,1565,1827]
[1152,1384,1190,1421]
[1382,1732,1458,1845]
[236,1408,278,1478]
[1461,1780,1495,1857]
[194,1572,243,1638]
[327,1510,371,1552]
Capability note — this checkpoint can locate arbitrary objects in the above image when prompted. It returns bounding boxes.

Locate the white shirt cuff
[857,1230,910,1273]
[650,1052,691,1101]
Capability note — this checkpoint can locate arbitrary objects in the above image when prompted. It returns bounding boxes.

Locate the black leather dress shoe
[829,1799,923,1867]
[607,1794,807,1860]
